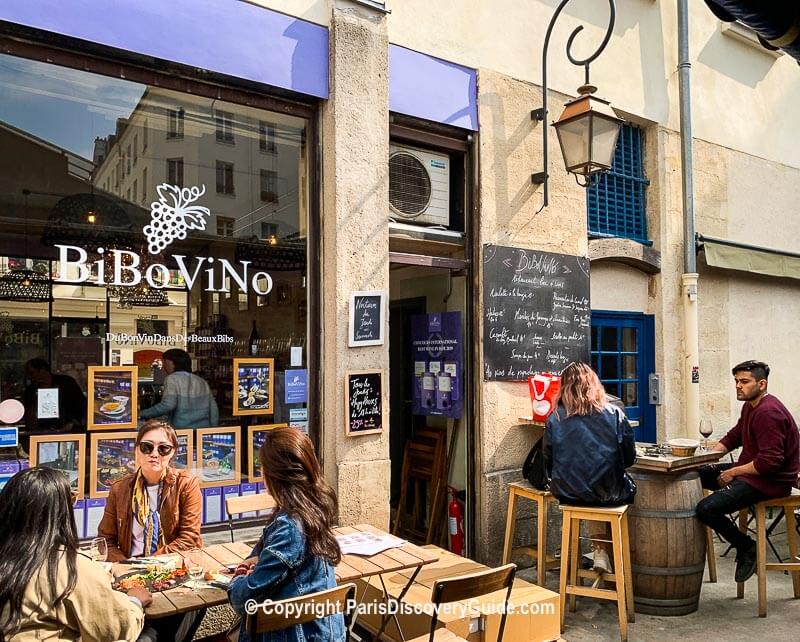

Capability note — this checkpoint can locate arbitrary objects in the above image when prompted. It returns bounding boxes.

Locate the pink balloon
[0,399,24,424]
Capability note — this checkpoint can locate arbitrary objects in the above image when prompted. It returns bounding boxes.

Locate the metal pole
[678,0,700,438]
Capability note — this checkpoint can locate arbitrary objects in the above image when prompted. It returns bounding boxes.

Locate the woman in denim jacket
[228,427,345,642]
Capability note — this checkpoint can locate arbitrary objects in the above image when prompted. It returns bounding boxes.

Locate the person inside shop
[22,358,86,436]
[139,348,219,428]
[98,419,204,642]
[696,360,800,584]
[543,362,636,575]
[0,466,149,641]
[227,426,346,642]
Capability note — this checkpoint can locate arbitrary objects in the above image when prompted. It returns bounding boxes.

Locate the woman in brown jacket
[98,419,204,642]
[0,467,149,641]
[99,419,203,561]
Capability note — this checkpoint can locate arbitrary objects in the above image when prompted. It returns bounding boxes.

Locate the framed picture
[173,428,194,472]
[89,431,137,498]
[196,427,241,488]
[233,358,274,416]
[88,366,138,430]
[348,290,386,347]
[30,434,86,497]
[345,369,386,436]
[247,423,287,481]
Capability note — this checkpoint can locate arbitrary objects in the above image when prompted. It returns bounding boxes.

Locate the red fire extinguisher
[447,486,465,556]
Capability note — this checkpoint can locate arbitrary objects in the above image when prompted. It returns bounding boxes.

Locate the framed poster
[196,427,241,488]
[30,434,86,497]
[345,369,385,436]
[88,366,138,430]
[247,423,288,481]
[173,428,194,472]
[89,431,137,498]
[233,358,274,416]
[348,291,386,347]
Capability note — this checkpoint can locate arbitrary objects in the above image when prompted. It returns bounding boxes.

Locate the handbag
[522,437,549,490]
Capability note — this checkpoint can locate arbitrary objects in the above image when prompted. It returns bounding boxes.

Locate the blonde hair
[556,362,607,417]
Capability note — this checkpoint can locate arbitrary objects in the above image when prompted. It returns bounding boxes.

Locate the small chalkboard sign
[348,291,386,347]
[345,369,385,436]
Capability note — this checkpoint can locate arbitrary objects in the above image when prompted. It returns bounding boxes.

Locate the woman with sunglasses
[0,467,148,641]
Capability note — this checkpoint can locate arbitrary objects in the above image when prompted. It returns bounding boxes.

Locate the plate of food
[113,566,189,592]
[100,402,126,416]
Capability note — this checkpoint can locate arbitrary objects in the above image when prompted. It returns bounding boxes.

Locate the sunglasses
[138,441,175,456]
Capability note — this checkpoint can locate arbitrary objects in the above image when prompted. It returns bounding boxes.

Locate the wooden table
[628,445,724,616]
[114,523,439,632]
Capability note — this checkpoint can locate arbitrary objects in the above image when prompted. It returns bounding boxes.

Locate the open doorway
[388,263,471,556]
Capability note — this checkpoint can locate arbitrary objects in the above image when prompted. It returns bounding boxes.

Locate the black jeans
[696,463,769,551]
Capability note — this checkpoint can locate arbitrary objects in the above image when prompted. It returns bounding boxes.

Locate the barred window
[587,124,649,243]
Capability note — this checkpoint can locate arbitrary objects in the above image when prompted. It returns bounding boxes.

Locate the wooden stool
[502,480,559,585]
[703,489,718,583]
[736,489,800,617]
[559,504,634,642]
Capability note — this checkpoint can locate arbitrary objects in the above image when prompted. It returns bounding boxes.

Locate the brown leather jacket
[98,467,203,562]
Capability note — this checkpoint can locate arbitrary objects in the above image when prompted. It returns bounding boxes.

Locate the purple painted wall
[389,44,478,131]
[0,0,329,99]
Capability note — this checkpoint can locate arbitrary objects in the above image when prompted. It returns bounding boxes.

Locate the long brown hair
[556,362,608,417]
[259,427,341,565]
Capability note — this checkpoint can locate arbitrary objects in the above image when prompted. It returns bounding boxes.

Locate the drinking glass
[90,537,107,562]
[699,419,713,451]
[186,549,204,592]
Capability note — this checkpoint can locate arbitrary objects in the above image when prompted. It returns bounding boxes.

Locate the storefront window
[0,52,310,503]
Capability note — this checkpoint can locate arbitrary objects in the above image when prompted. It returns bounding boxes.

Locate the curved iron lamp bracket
[531,0,616,210]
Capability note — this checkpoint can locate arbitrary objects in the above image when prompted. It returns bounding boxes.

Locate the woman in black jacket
[544,362,636,574]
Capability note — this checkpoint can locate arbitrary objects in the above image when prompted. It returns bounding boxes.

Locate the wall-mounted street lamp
[531,0,623,208]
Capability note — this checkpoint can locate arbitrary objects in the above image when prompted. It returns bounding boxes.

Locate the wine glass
[186,549,204,592]
[90,537,107,562]
[699,419,713,451]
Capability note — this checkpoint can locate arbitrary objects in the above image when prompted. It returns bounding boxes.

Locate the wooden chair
[559,504,634,642]
[406,564,517,642]
[225,492,276,542]
[735,489,800,617]
[245,582,356,637]
[502,480,560,585]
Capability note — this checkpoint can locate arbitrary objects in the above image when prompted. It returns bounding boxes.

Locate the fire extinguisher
[447,486,465,556]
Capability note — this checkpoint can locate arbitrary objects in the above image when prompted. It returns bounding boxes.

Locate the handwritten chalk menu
[348,291,386,347]
[482,245,590,381]
[345,370,385,436]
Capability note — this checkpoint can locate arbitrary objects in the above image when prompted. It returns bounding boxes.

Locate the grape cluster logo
[144,184,211,254]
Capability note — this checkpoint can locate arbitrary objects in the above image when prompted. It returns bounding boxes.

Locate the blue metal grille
[587,124,649,243]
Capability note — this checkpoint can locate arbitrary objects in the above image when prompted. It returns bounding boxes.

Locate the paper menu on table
[335,532,406,556]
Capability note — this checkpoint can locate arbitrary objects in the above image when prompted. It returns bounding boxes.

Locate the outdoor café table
[113,523,439,638]
[627,444,725,616]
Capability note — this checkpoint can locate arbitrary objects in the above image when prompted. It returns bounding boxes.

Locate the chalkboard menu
[345,369,385,436]
[482,244,590,381]
[348,291,386,347]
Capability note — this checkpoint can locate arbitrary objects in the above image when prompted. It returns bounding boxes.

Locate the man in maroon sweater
[696,360,800,583]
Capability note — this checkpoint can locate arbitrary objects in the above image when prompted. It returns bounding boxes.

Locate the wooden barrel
[628,469,706,616]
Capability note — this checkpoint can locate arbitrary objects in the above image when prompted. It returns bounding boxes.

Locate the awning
[704,1,800,62]
[699,235,800,280]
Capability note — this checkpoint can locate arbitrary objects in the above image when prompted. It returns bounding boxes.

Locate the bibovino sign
[53,183,273,295]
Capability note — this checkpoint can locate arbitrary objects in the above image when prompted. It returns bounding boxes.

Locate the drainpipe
[678,0,700,439]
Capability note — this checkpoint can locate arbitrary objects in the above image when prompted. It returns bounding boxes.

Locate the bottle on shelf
[249,320,260,357]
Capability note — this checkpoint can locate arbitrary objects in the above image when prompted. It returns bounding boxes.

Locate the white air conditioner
[389,143,450,227]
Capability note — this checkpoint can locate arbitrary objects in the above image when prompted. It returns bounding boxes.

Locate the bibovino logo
[54,183,273,295]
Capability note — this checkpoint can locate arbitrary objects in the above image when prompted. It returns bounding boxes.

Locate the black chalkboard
[349,292,385,347]
[482,244,590,381]
[345,370,384,435]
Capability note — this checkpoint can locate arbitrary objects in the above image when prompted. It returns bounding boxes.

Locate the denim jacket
[228,512,345,642]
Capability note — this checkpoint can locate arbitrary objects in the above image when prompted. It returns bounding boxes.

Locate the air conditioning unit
[389,143,450,227]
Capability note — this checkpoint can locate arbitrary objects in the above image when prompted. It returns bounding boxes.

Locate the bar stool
[559,504,634,642]
[736,488,800,617]
[703,489,718,583]
[502,480,560,585]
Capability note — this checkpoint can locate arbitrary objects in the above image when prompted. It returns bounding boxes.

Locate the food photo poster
[30,434,86,497]
[89,431,137,498]
[196,427,241,488]
[87,366,138,430]
[233,358,274,416]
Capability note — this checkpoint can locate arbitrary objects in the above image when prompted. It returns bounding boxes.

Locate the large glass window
[0,52,311,499]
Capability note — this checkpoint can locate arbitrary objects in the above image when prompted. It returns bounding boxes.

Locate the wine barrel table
[628,447,724,616]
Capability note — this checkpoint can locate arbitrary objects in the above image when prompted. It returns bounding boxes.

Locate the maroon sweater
[719,394,800,498]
